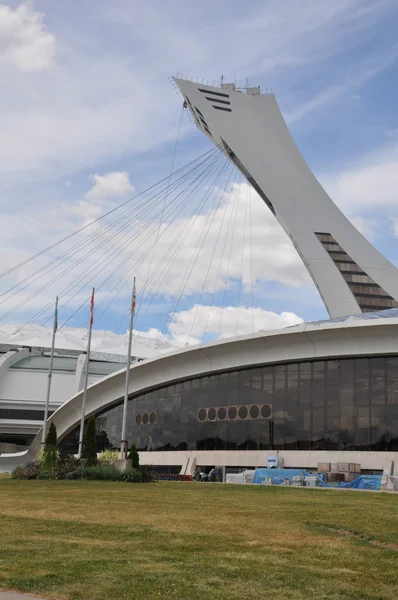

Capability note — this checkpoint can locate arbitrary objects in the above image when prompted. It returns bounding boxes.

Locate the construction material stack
[318,462,361,483]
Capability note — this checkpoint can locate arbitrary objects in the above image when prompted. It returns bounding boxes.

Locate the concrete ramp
[0,449,34,473]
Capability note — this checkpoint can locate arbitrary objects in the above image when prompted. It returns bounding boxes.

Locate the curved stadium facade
[43,311,398,475]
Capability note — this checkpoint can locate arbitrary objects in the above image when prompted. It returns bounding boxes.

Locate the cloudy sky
[1,0,398,346]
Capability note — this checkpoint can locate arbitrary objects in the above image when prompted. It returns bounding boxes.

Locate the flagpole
[78,287,95,459]
[41,296,58,446]
[120,278,136,459]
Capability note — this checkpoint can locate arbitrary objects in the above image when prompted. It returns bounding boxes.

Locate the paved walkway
[0,593,45,599]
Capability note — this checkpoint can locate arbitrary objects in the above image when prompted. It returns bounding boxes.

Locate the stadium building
[2,79,398,475]
[0,325,171,454]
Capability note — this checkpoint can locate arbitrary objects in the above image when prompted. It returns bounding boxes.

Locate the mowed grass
[0,480,398,600]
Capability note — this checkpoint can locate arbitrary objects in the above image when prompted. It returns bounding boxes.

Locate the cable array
[0,113,260,345]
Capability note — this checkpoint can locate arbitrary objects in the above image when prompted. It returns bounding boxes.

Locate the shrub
[37,470,53,480]
[73,464,124,481]
[127,442,139,469]
[56,455,82,479]
[123,468,143,483]
[99,449,120,462]
[11,456,153,484]
[12,462,40,480]
[138,464,153,483]
[82,416,97,465]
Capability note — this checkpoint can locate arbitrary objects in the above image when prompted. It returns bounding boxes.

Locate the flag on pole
[90,288,95,325]
[132,278,136,317]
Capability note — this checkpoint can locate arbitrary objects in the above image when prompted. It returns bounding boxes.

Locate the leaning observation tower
[174,77,398,319]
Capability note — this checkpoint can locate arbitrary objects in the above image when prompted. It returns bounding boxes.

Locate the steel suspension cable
[95,152,228,327]
[218,180,240,338]
[186,164,235,344]
[236,179,250,336]
[0,145,220,281]
[0,146,220,309]
[158,159,230,345]
[1,148,223,326]
[115,157,231,333]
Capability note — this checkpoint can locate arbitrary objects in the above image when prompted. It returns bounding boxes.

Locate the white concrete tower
[174,77,398,318]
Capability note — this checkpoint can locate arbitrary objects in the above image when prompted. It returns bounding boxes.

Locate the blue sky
[1,0,398,345]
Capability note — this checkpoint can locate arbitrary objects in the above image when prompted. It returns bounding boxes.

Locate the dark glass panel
[370,357,386,405]
[262,367,273,391]
[261,404,272,419]
[355,358,370,406]
[274,365,286,390]
[228,406,237,420]
[249,405,259,419]
[340,359,354,407]
[239,406,248,419]
[208,408,216,421]
[136,414,141,425]
[387,357,398,404]
[251,369,262,390]
[287,363,298,388]
[198,408,206,422]
[218,407,226,420]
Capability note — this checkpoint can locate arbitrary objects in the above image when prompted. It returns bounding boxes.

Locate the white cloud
[168,304,303,346]
[0,0,397,181]
[321,143,398,213]
[84,171,134,201]
[0,2,55,71]
[131,305,303,348]
[111,180,310,316]
[0,174,311,328]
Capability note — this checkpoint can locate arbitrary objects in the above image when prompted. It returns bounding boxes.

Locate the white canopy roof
[0,324,173,360]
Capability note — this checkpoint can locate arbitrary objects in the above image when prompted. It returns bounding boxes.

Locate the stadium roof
[0,324,172,360]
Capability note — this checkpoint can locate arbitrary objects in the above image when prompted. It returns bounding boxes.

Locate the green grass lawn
[0,480,397,600]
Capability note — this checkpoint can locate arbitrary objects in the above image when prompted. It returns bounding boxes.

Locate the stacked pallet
[318,462,361,482]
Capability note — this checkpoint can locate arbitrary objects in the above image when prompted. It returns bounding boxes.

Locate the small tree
[82,416,97,465]
[43,421,58,470]
[45,422,57,450]
[127,442,139,469]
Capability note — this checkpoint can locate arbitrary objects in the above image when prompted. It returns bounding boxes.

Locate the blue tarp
[253,468,311,485]
[253,468,382,490]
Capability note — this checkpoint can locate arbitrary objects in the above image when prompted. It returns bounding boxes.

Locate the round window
[198,408,207,422]
[143,413,149,425]
[228,406,237,420]
[208,408,217,421]
[135,413,141,425]
[238,406,248,419]
[150,412,156,424]
[218,407,226,420]
[261,404,272,419]
[249,405,259,419]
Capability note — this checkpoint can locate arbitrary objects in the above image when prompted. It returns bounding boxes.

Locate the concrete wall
[139,449,396,474]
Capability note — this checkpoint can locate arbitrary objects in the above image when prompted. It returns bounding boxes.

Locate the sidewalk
[0,593,45,599]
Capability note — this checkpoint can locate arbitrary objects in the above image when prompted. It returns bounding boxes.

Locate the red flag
[90,288,95,326]
[132,279,136,317]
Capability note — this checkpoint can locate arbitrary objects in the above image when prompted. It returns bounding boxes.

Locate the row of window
[135,413,156,426]
[198,404,272,422]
